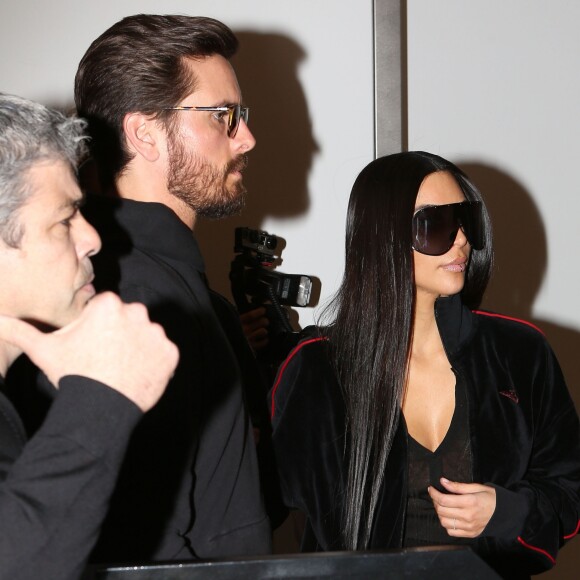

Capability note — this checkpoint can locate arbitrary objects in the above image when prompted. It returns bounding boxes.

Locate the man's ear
[123,112,161,162]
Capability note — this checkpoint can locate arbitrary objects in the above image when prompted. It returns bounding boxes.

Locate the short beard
[166,135,248,220]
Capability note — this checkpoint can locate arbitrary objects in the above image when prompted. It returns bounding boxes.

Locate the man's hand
[240,306,269,352]
[428,477,496,537]
[0,292,178,412]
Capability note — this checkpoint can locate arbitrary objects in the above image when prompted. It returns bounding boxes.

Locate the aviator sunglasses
[412,201,485,256]
[162,104,249,138]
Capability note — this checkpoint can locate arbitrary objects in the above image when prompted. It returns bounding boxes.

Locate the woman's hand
[428,477,496,537]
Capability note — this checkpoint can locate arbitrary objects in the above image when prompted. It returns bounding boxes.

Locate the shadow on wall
[461,163,580,411]
[195,31,318,300]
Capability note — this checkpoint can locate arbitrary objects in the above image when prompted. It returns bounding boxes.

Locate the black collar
[85,195,205,273]
[434,293,477,358]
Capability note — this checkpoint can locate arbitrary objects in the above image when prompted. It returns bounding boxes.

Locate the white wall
[408,0,580,323]
[2,0,579,572]
[407,1,580,395]
[2,0,578,377]
[0,0,375,330]
[2,3,579,346]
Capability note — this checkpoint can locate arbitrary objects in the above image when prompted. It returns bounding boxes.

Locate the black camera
[230,227,313,312]
[230,227,314,363]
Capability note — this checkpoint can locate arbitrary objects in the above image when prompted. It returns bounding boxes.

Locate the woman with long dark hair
[270,152,580,578]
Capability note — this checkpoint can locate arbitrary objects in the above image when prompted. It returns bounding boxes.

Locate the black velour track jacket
[270,293,580,579]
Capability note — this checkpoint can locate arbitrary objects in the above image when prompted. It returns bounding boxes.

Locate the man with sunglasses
[72,14,271,564]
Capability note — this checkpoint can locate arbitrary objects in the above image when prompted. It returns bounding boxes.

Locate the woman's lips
[442,256,467,272]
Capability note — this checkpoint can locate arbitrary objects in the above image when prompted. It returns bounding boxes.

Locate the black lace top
[403,374,474,547]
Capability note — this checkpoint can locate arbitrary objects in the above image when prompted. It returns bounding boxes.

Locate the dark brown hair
[74,14,238,186]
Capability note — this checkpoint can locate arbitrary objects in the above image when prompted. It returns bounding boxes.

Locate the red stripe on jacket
[517,537,556,564]
[472,310,545,335]
[564,519,580,540]
[270,337,328,420]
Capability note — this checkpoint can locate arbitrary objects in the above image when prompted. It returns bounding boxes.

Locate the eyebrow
[210,100,243,108]
[56,195,85,214]
[178,100,241,109]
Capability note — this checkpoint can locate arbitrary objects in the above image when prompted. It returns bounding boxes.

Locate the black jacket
[84,196,271,563]
[270,294,580,579]
[0,377,141,580]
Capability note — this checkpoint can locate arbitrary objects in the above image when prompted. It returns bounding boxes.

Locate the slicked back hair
[74,14,238,187]
[320,151,493,549]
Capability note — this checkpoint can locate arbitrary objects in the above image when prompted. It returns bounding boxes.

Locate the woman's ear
[123,112,161,162]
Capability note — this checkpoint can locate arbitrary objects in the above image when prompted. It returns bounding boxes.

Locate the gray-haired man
[0,93,178,580]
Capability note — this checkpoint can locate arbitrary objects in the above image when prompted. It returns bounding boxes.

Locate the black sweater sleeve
[0,376,141,580]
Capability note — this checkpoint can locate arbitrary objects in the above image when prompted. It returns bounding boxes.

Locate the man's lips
[229,154,248,175]
[78,273,95,292]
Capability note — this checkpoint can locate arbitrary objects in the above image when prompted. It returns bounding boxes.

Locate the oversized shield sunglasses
[412,201,485,256]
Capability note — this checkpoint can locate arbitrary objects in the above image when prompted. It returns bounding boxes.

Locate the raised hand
[0,292,178,411]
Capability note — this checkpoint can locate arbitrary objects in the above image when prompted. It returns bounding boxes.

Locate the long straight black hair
[321,151,493,549]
